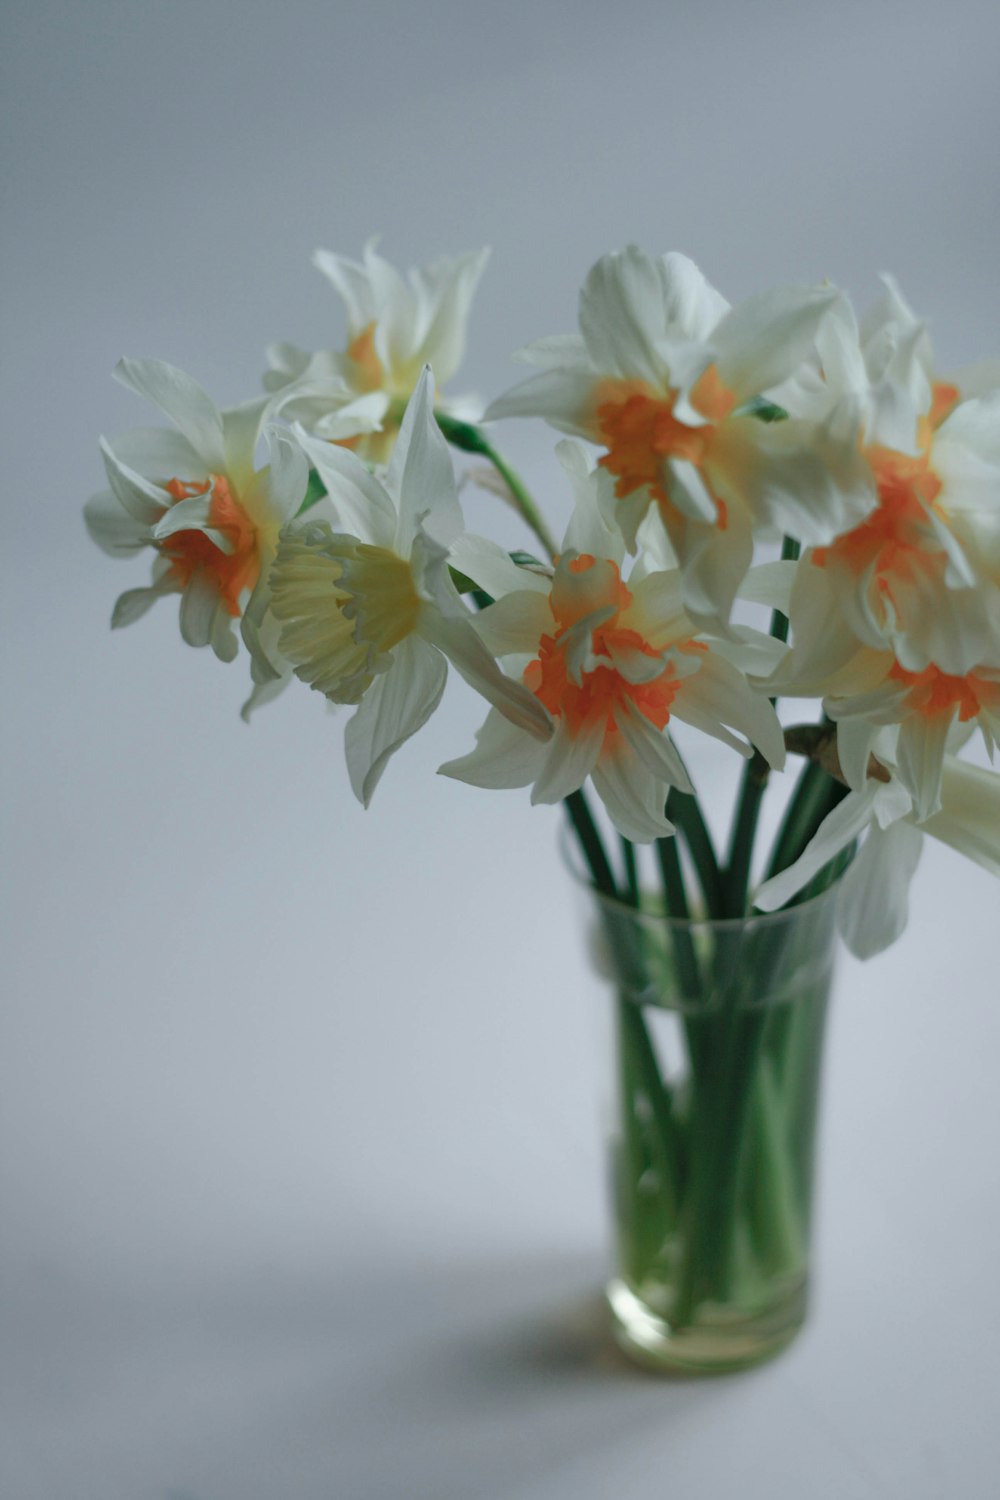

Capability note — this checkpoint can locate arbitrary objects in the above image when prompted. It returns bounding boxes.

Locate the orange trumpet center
[161,476,259,616]
[595,364,735,526]
[524,555,697,737]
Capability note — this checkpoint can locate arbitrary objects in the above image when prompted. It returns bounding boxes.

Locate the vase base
[607,1276,807,1375]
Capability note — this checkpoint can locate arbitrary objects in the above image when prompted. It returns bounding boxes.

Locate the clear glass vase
[585,879,841,1374]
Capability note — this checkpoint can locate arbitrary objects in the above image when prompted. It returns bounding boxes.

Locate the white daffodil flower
[440,446,786,843]
[766,556,1000,822]
[803,280,1000,676]
[754,753,1000,959]
[84,358,307,674]
[265,367,550,806]
[485,246,874,629]
[264,240,489,464]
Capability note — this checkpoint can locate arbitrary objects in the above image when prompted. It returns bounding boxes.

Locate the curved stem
[435,413,559,561]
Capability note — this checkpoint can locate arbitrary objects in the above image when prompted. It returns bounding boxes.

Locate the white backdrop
[3,3,999,1496]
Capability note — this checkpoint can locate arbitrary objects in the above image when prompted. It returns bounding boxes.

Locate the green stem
[435,413,559,561]
[666,788,724,919]
[621,838,639,908]
[563,788,617,899]
[722,536,801,918]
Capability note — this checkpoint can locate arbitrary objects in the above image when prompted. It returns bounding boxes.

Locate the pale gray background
[2,2,999,1497]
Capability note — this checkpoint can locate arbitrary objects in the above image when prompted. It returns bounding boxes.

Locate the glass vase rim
[559,824,845,933]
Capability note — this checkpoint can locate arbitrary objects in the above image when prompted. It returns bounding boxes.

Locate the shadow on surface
[2,1249,727,1500]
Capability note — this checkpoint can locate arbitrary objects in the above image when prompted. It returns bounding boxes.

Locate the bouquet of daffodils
[85,242,1000,955]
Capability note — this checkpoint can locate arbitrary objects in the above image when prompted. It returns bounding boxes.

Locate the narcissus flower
[805,280,1000,675]
[441,447,785,842]
[486,246,873,627]
[767,551,1000,821]
[266,367,550,805]
[265,240,489,464]
[84,358,307,667]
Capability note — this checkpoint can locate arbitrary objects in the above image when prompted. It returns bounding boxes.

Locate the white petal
[530,716,606,805]
[835,718,880,792]
[84,490,150,557]
[578,247,669,385]
[179,568,224,650]
[410,248,490,384]
[836,819,923,959]
[657,251,730,341]
[472,590,552,656]
[896,711,953,821]
[737,559,799,613]
[590,742,675,843]
[292,425,396,548]
[484,368,597,434]
[712,284,838,401]
[439,707,548,790]
[344,635,447,806]
[109,425,206,481]
[613,700,693,792]
[99,438,169,524]
[922,757,1000,877]
[110,572,177,628]
[312,246,376,331]
[222,396,270,485]
[386,366,463,552]
[263,425,309,525]
[114,358,226,472]
[665,457,720,524]
[513,333,590,369]
[419,610,551,740]
[447,534,551,600]
[754,786,878,911]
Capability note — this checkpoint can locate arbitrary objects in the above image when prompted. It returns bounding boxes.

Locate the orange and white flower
[265,368,550,805]
[440,448,785,842]
[84,358,307,671]
[803,280,1000,675]
[486,246,873,628]
[265,240,489,464]
[767,543,999,823]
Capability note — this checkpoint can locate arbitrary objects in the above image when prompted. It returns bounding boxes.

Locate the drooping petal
[590,740,675,843]
[896,710,954,821]
[344,634,448,806]
[613,700,693,793]
[84,490,151,557]
[754,786,880,911]
[179,567,225,651]
[438,706,549,790]
[836,818,923,959]
[530,715,607,805]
